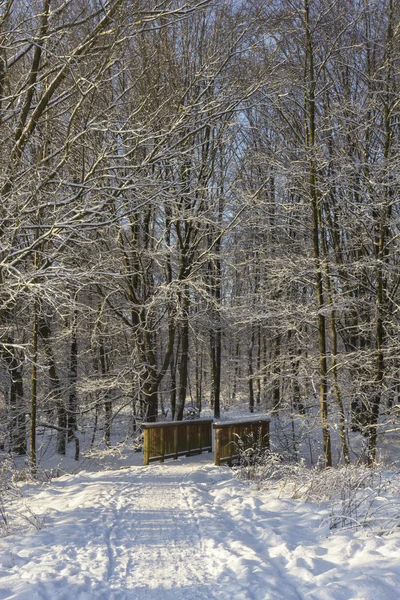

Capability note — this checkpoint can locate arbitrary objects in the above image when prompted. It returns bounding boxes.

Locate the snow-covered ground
[1,452,400,599]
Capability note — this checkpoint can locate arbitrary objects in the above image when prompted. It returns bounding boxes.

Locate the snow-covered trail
[1,459,223,600]
[1,455,400,599]
[0,456,299,600]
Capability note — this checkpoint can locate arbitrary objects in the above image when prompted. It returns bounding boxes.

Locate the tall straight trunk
[99,337,112,447]
[210,327,221,419]
[248,326,255,413]
[256,325,262,406]
[272,335,281,413]
[176,287,190,421]
[30,236,43,469]
[325,193,371,432]
[30,295,38,475]
[367,0,394,464]
[195,350,202,412]
[331,309,350,464]
[68,307,78,439]
[310,137,331,468]
[165,197,177,419]
[1,277,26,453]
[262,335,268,409]
[368,228,385,465]
[143,372,159,422]
[292,351,304,414]
[211,186,223,419]
[170,351,177,420]
[231,338,240,402]
[304,0,332,466]
[210,331,216,409]
[321,233,350,464]
[214,326,221,418]
[7,349,26,455]
[39,317,65,455]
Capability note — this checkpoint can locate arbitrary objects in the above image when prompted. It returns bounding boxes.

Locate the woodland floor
[1,452,400,599]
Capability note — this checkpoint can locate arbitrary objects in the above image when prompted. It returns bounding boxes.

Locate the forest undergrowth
[232,424,400,536]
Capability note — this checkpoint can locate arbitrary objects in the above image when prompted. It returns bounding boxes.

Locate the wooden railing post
[144,428,150,466]
[160,427,165,463]
[214,428,220,466]
[174,425,178,459]
[186,424,190,456]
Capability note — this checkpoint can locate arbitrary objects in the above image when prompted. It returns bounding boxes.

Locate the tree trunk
[367,0,394,464]
[195,349,202,412]
[248,326,255,413]
[8,349,26,455]
[210,327,221,419]
[176,290,190,421]
[30,296,38,475]
[39,317,65,455]
[99,337,112,446]
[170,352,177,420]
[256,325,262,406]
[68,307,78,440]
[272,335,281,413]
[304,0,332,467]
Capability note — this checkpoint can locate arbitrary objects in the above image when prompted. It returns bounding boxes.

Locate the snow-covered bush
[184,405,201,420]
[323,467,400,534]
[285,464,400,535]
[231,431,297,485]
[232,440,400,535]
[0,455,23,535]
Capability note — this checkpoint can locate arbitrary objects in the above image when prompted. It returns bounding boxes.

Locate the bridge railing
[142,419,213,465]
[213,418,270,466]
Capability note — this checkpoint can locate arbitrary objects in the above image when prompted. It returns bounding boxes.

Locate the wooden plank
[186,424,191,456]
[174,426,178,459]
[214,428,220,466]
[144,428,150,465]
[160,427,165,463]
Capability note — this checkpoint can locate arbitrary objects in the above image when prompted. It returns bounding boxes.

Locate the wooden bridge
[142,417,270,466]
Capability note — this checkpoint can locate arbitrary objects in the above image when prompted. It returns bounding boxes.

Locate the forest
[0,0,399,473]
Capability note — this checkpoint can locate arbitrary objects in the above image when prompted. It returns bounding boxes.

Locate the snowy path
[1,455,400,599]
[1,460,222,600]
